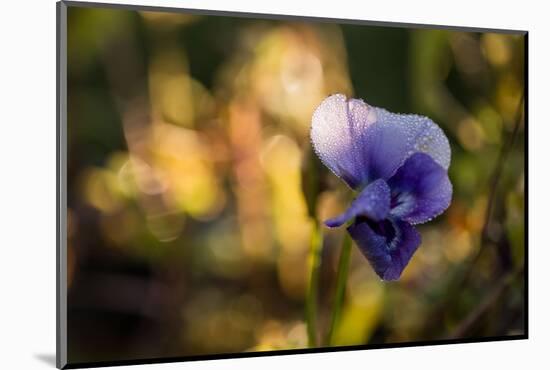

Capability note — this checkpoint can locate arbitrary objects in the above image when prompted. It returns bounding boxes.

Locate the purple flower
[311,94,452,280]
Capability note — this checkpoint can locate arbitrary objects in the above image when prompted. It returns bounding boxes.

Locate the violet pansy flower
[311,94,452,280]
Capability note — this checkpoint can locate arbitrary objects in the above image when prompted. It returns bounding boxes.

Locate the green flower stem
[305,219,323,347]
[326,233,352,346]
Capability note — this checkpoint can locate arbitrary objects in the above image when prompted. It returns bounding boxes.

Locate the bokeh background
[65,4,526,364]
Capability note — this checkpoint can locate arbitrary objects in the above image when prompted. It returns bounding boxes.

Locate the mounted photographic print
[56,1,527,368]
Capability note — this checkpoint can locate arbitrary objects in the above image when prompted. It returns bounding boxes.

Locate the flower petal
[311,94,450,188]
[347,218,421,281]
[311,94,376,188]
[388,152,452,224]
[363,107,451,181]
[325,179,390,228]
